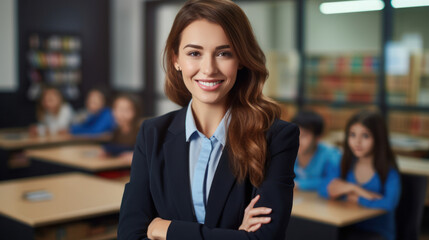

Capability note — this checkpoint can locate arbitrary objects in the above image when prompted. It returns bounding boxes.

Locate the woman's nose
[201,56,218,75]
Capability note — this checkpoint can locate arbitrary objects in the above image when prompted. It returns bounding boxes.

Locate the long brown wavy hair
[164,0,280,187]
[341,110,398,185]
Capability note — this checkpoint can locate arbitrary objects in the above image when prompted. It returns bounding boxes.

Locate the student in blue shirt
[70,88,115,135]
[292,111,341,191]
[319,110,401,240]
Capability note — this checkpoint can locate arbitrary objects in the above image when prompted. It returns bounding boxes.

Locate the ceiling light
[320,0,385,14]
[392,0,429,8]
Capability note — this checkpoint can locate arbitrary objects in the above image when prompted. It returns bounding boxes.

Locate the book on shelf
[305,53,378,104]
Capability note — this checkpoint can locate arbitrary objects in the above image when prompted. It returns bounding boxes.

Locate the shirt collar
[185,99,230,146]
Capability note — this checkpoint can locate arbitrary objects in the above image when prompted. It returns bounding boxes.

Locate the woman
[319,110,400,240]
[118,0,299,239]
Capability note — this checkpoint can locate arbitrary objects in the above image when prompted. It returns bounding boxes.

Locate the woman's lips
[196,79,224,91]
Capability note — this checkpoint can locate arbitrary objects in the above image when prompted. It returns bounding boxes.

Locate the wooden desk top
[292,191,385,227]
[397,155,429,177]
[0,130,110,150]
[0,173,124,227]
[25,144,131,172]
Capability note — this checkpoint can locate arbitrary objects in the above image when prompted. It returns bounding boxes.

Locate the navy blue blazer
[118,107,299,240]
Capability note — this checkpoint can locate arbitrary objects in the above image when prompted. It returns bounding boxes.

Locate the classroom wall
[305,0,381,53]
[0,0,17,92]
[110,0,144,91]
[154,3,182,116]
[0,0,110,128]
[394,7,429,49]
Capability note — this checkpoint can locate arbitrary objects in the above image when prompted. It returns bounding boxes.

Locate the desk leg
[285,217,340,240]
[396,174,428,240]
[0,214,34,239]
[0,149,34,181]
[0,149,8,180]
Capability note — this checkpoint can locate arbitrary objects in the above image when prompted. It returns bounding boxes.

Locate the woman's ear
[173,55,181,71]
[238,64,244,70]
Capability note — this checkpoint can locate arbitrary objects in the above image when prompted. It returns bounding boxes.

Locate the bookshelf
[26,33,82,101]
[305,53,379,104]
[272,50,429,136]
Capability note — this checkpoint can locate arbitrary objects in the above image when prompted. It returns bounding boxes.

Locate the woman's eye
[217,51,232,57]
[363,133,370,139]
[349,132,355,137]
[188,51,200,57]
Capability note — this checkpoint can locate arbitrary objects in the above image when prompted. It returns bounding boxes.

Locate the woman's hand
[327,179,354,198]
[350,185,382,200]
[239,195,272,232]
[147,217,171,240]
[346,192,359,203]
[119,151,134,164]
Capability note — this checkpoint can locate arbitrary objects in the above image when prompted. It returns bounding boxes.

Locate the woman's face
[174,20,240,108]
[86,90,105,114]
[113,97,135,128]
[348,123,374,159]
[42,89,62,113]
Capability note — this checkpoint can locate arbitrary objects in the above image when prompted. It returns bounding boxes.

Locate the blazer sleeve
[167,121,299,240]
[118,121,157,240]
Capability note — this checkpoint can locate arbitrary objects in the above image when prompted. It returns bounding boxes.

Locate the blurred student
[30,86,74,136]
[291,110,341,191]
[319,110,401,240]
[70,88,115,135]
[101,93,142,164]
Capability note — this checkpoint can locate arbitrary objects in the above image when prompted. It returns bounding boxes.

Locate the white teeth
[198,81,221,87]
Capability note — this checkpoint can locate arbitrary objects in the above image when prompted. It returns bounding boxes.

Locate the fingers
[245,195,260,212]
[246,216,271,227]
[246,207,272,218]
[248,223,262,232]
[371,193,382,199]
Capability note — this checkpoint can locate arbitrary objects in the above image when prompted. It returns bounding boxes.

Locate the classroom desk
[0,130,111,180]
[286,191,385,240]
[0,130,110,150]
[25,144,131,174]
[0,173,124,239]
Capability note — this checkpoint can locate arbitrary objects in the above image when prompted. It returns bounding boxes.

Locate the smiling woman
[174,20,239,110]
[118,1,299,239]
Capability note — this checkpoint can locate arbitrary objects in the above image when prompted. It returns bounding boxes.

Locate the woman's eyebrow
[183,44,202,49]
[183,44,231,50]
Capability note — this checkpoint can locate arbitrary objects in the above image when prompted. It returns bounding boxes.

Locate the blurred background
[0,0,428,133]
[0,0,428,239]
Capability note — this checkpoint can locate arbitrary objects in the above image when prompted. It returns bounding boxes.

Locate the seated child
[292,110,341,191]
[319,110,401,240]
[70,88,115,135]
[101,93,142,164]
[30,86,74,136]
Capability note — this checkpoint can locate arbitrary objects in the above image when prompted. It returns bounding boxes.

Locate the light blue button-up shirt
[185,101,230,215]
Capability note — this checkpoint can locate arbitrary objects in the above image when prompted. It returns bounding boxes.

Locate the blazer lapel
[163,107,196,221]
[205,147,236,227]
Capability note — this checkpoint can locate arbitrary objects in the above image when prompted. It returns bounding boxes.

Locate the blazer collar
[204,147,236,227]
[168,107,187,135]
[164,106,195,221]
